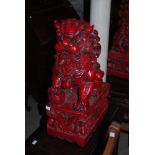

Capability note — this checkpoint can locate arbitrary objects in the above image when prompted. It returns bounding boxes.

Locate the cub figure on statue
[48,18,104,112]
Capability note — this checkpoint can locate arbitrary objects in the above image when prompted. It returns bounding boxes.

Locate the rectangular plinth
[47,94,108,147]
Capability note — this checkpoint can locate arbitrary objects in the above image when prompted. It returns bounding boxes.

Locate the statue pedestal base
[46,83,110,147]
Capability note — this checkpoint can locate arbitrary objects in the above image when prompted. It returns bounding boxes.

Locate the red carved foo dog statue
[46,19,110,147]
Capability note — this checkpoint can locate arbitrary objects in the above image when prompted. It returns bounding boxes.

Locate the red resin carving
[107,0,129,78]
[46,18,110,147]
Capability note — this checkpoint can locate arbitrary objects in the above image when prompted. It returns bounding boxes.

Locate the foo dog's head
[54,19,101,58]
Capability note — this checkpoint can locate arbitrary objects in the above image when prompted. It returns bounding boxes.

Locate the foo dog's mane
[54,19,101,58]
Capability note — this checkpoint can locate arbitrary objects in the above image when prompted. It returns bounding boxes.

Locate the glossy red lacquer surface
[46,19,110,146]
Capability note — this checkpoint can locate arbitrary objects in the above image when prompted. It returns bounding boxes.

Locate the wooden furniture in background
[103,122,121,155]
